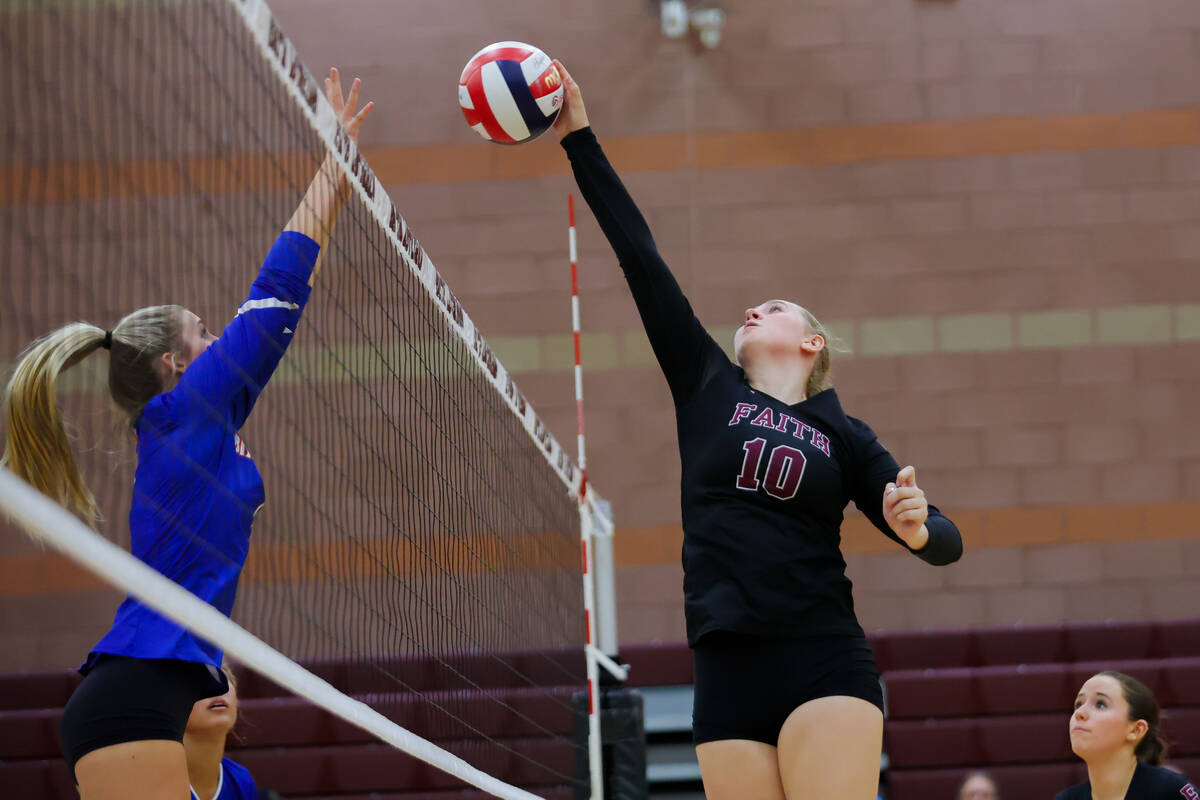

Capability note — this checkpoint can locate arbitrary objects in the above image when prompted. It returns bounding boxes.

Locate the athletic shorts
[691,630,884,746]
[59,654,227,780]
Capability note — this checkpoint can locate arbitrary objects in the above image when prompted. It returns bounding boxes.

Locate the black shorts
[692,630,884,746]
[59,654,227,779]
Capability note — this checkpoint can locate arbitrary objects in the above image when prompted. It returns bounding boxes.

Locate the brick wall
[3,0,1200,667]
[296,0,1200,643]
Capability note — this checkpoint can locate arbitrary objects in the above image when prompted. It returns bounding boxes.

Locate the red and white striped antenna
[570,193,628,799]
[572,193,600,799]
[569,193,588,501]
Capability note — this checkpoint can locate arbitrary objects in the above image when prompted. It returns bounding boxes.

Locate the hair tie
[102,331,113,350]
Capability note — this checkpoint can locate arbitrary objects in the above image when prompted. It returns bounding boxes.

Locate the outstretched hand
[285,69,375,273]
[883,465,929,550]
[551,59,589,139]
[325,67,374,143]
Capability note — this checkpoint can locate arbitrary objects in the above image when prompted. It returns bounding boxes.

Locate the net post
[580,506,605,800]
[591,497,619,659]
[570,192,605,799]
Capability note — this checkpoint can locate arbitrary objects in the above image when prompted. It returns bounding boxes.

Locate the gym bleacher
[624,618,1200,800]
[2,619,1197,798]
[0,651,583,800]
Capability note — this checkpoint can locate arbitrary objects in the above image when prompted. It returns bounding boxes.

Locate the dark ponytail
[1100,670,1168,765]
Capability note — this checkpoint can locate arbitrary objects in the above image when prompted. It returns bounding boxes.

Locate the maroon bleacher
[879,620,1200,800]
[884,657,1200,719]
[0,650,586,800]
[870,619,1200,673]
[4,620,1198,799]
[0,686,579,761]
[621,619,1200,800]
[0,671,81,713]
[621,620,1200,684]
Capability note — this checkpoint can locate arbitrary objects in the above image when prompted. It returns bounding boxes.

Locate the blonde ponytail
[2,305,184,527]
[3,323,109,526]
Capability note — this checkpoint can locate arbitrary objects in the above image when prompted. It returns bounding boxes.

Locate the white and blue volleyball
[459,42,563,145]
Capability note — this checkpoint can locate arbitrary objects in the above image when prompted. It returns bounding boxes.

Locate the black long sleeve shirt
[563,127,963,645]
[1055,762,1198,800]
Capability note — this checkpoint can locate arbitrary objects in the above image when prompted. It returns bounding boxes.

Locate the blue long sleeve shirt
[85,231,319,671]
[190,757,259,800]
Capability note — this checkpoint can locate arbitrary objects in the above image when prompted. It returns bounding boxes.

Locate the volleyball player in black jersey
[1057,671,1197,800]
[548,61,963,800]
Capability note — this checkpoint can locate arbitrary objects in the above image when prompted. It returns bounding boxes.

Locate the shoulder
[800,388,850,426]
[838,409,892,462]
[1139,763,1198,797]
[220,758,258,797]
[1054,782,1088,800]
[143,381,218,428]
[137,393,172,424]
[842,413,876,442]
[222,756,252,776]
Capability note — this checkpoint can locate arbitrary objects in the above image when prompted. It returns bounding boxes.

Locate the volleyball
[458,41,563,144]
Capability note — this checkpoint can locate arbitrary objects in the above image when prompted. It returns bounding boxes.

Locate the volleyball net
[0,1,613,797]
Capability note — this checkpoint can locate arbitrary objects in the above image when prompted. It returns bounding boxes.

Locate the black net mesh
[0,1,588,797]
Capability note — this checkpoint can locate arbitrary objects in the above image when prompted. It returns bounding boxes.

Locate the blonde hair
[797,306,837,400]
[2,305,184,527]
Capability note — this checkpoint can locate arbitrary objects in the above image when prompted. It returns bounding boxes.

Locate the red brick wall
[281,0,1200,643]
[4,0,1200,667]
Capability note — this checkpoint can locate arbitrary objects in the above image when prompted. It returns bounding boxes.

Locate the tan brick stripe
[9,302,1200,394]
[4,109,1199,204]
[4,501,1195,597]
[0,530,572,597]
[0,153,317,206]
[612,501,1200,568]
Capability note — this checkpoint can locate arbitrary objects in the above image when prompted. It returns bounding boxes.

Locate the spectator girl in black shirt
[549,60,963,800]
[1057,671,1197,800]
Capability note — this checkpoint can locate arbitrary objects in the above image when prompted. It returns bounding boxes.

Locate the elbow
[912,539,961,567]
[932,539,964,566]
[920,515,963,566]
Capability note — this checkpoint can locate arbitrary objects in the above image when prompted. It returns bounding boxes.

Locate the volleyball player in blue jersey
[184,668,265,800]
[1,69,372,799]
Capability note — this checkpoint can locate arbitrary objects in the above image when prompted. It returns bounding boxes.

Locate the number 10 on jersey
[736,438,807,501]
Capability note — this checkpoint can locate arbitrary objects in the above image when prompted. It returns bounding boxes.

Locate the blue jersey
[85,231,319,671]
[191,757,259,800]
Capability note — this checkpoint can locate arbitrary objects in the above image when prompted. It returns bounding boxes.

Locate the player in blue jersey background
[1,69,372,800]
[184,667,271,800]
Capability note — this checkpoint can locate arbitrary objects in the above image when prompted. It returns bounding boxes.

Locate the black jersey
[562,128,963,645]
[1055,762,1198,800]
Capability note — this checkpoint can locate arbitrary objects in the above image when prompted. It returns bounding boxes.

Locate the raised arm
[166,69,374,428]
[553,60,725,405]
[286,68,375,284]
